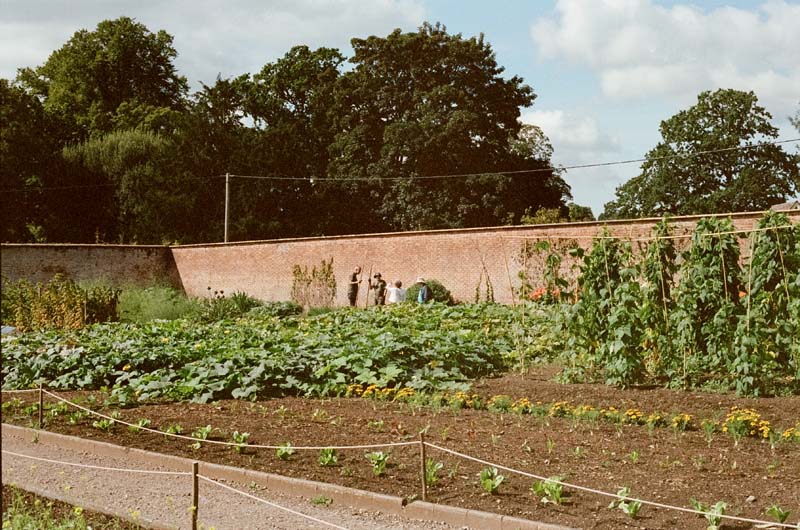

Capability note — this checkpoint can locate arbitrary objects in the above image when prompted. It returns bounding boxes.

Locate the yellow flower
[122,364,131,371]
[73,506,84,516]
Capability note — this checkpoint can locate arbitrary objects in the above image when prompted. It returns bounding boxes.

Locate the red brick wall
[4,210,797,304]
[0,244,181,288]
[171,210,799,305]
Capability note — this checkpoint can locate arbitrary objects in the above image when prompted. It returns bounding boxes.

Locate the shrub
[405,279,453,304]
[195,289,262,322]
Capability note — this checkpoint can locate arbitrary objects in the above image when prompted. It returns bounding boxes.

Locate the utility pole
[224,172,230,242]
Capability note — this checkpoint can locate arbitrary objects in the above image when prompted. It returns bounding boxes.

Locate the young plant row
[557,212,800,396]
[344,385,800,447]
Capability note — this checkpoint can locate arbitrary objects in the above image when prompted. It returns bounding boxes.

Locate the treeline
[1,18,571,244]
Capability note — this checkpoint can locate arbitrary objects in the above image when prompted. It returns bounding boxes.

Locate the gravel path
[1,428,461,530]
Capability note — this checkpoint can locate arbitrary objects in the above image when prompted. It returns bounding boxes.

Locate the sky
[2,0,798,216]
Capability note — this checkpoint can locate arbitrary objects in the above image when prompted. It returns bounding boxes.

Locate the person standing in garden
[386,279,406,304]
[347,266,362,306]
[416,277,431,303]
[369,272,387,305]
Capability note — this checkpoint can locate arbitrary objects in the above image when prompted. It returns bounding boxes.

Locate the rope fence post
[419,432,427,502]
[191,462,199,530]
[38,385,43,428]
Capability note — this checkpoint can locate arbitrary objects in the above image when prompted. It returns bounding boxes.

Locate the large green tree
[328,23,569,231]
[17,17,187,137]
[603,89,800,219]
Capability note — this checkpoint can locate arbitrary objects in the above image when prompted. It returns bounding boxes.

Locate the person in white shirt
[385,279,406,304]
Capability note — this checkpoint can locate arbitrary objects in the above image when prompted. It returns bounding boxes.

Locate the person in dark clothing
[369,272,387,305]
[416,277,431,303]
[347,266,362,306]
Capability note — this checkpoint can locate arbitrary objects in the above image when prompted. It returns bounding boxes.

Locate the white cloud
[0,0,427,85]
[522,109,621,159]
[531,0,800,115]
[522,109,623,214]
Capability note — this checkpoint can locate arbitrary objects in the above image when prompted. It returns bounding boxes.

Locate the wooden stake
[419,432,427,502]
[38,385,43,428]
[191,462,199,530]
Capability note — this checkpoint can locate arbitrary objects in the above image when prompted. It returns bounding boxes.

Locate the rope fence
[424,442,799,529]
[198,474,352,530]
[39,388,417,451]
[2,449,189,475]
[1,449,351,530]
[3,386,798,528]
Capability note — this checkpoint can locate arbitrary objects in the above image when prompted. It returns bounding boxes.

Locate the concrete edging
[1,424,575,530]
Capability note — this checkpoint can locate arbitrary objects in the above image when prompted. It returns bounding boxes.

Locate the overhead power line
[227,137,800,182]
[2,137,797,193]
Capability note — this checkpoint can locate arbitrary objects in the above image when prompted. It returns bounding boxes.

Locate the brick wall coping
[0,243,168,250]
[170,210,780,249]
[2,210,793,251]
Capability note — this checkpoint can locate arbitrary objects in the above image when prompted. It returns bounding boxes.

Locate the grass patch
[118,286,200,323]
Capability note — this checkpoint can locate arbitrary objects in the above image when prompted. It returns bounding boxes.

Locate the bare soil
[3,366,799,530]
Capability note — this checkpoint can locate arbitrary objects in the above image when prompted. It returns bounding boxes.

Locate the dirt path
[1,427,462,530]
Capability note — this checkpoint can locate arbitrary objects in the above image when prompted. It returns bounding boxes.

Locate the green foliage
[425,458,444,487]
[276,442,294,460]
[365,451,389,476]
[1,275,119,331]
[603,89,799,219]
[609,487,642,518]
[318,448,338,467]
[245,302,302,319]
[2,485,129,530]
[291,258,337,309]
[479,467,504,494]
[638,219,677,378]
[670,217,742,388]
[765,505,791,524]
[561,230,646,387]
[17,16,187,135]
[329,22,568,232]
[118,286,200,322]
[232,431,250,453]
[732,212,800,395]
[690,499,727,530]
[195,289,262,323]
[531,475,565,504]
[405,279,453,304]
[2,303,518,402]
[559,213,799,395]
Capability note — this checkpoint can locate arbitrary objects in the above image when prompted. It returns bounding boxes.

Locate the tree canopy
[3,19,569,244]
[602,89,800,219]
[17,17,187,137]
[329,23,568,231]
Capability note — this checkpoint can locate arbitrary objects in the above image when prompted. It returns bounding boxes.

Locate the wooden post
[224,173,230,243]
[191,462,199,530]
[419,432,427,502]
[38,385,43,428]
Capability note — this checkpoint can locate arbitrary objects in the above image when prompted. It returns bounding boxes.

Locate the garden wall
[3,210,797,305]
[0,244,182,289]
[169,210,799,305]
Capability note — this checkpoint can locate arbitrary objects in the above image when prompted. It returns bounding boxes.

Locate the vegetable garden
[2,211,799,529]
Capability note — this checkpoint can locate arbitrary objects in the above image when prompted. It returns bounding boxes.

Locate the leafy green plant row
[559,212,800,396]
[1,303,527,402]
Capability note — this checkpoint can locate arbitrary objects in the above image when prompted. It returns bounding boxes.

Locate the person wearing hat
[416,277,431,304]
[369,272,387,305]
